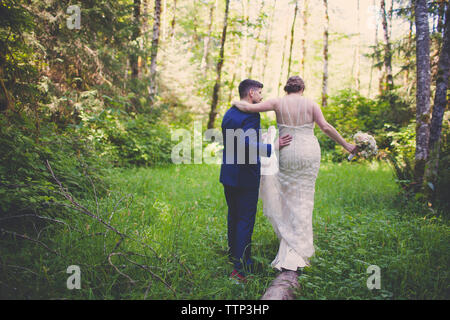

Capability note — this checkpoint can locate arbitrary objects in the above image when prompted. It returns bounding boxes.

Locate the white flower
[353,132,378,159]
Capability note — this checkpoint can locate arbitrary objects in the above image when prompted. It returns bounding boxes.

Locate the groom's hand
[276,134,293,150]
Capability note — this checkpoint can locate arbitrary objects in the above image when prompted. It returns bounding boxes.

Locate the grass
[1,161,448,299]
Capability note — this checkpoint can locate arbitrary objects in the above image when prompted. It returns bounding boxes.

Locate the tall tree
[424,3,450,197]
[149,0,162,98]
[241,0,250,79]
[169,0,177,38]
[322,0,329,108]
[262,0,277,83]
[414,0,432,186]
[404,0,414,93]
[368,0,379,97]
[355,0,361,91]
[207,0,230,129]
[130,0,141,79]
[380,0,394,91]
[142,0,150,77]
[278,17,290,96]
[161,0,166,40]
[191,0,200,47]
[300,0,309,74]
[249,0,266,77]
[287,0,299,77]
[437,0,447,34]
[200,2,215,76]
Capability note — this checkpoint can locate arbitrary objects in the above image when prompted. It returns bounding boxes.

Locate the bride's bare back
[274,94,316,127]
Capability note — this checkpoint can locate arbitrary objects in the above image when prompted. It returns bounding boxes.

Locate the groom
[220,79,292,282]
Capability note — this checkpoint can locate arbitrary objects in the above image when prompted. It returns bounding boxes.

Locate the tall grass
[1,162,448,299]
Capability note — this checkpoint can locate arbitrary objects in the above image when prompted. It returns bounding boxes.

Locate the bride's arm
[232,98,279,113]
[312,103,357,154]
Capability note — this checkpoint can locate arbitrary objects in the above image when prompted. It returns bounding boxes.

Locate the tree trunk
[191,0,199,48]
[355,0,361,91]
[0,65,14,112]
[301,0,309,75]
[261,271,300,300]
[287,1,299,77]
[227,69,237,105]
[380,0,394,91]
[241,0,250,80]
[169,0,177,38]
[437,0,447,34]
[388,0,394,39]
[207,0,230,129]
[277,18,290,96]
[404,4,414,92]
[414,0,432,186]
[424,4,450,197]
[142,0,150,77]
[249,0,266,78]
[322,0,329,108]
[201,3,215,76]
[262,0,277,83]
[130,0,141,79]
[368,0,378,97]
[149,0,162,98]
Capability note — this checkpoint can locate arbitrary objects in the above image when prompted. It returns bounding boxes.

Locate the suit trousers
[223,184,259,275]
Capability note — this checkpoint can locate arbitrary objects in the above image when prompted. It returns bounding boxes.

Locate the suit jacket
[219,106,272,189]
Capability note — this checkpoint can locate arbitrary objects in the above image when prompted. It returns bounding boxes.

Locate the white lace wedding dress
[260,96,321,271]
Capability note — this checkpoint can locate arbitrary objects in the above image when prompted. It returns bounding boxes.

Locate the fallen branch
[107,252,136,285]
[103,193,131,255]
[108,252,176,297]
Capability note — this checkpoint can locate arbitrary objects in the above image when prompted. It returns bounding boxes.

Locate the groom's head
[238,79,263,104]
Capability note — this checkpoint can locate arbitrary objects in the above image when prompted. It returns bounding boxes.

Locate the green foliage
[0,0,43,112]
[384,121,416,189]
[259,113,277,129]
[0,111,108,217]
[317,89,413,162]
[77,104,175,167]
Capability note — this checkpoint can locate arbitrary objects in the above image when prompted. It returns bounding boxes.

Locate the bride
[233,76,357,272]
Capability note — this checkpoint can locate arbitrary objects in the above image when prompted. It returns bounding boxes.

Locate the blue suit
[219,106,272,275]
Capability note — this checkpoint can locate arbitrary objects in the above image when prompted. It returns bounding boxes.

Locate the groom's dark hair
[238,79,263,99]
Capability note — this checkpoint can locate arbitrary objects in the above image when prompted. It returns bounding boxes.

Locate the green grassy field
[1,161,449,299]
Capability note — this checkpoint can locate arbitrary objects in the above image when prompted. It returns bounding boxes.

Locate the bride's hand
[232,100,251,112]
[345,143,358,154]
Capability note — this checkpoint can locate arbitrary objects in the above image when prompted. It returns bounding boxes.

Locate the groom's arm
[242,116,272,159]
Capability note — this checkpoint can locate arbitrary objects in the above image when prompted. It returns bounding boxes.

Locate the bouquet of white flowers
[348,132,378,161]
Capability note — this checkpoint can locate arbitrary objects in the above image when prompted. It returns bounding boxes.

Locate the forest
[0,0,449,300]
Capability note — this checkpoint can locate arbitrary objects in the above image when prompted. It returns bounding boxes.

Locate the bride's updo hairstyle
[284,76,305,94]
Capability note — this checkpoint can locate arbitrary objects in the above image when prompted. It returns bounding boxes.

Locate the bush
[0,111,108,219]
[318,89,413,162]
[77,107,175,167]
